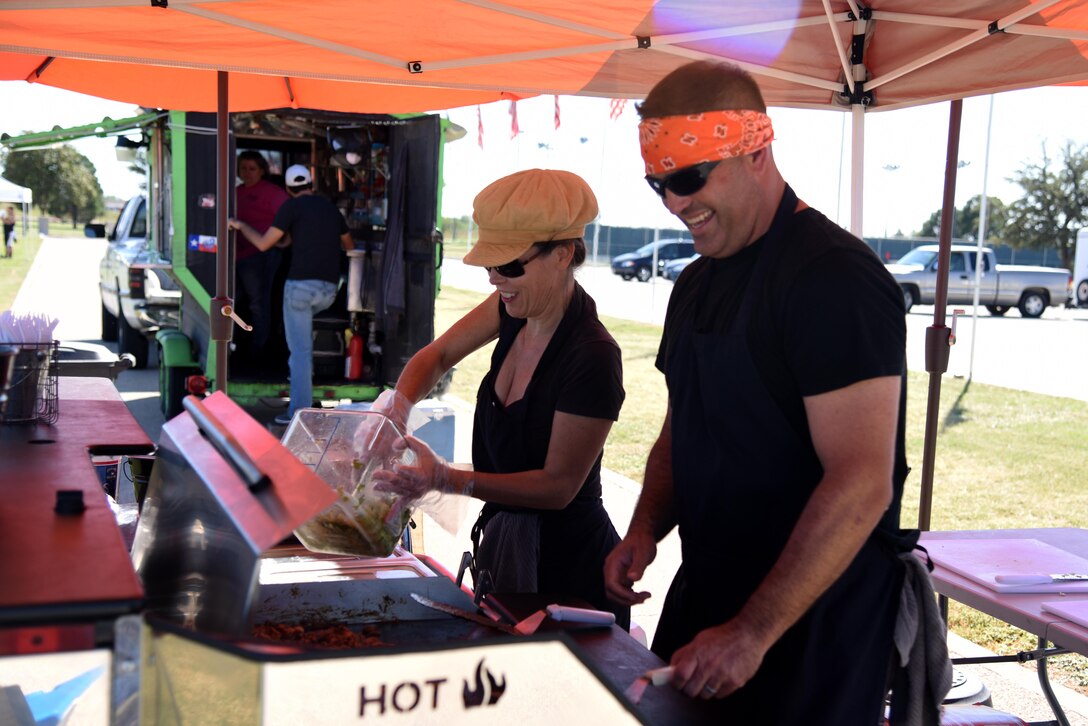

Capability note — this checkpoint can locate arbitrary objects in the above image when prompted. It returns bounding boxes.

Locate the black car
[611,238,695,282]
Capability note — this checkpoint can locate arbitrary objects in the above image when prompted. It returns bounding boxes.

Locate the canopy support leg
[918,99,963,531]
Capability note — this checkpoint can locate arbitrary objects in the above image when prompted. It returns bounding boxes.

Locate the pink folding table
[920,528,1088,726]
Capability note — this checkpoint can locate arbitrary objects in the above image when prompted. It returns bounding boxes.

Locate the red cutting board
[1041,600,1088,629]
[926,538,1088,594]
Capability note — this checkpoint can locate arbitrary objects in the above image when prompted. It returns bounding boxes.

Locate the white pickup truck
[96,194,180,368]
[886,244,1072,318]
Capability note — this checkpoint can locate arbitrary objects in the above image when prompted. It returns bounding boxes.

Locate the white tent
[0,177,32,239]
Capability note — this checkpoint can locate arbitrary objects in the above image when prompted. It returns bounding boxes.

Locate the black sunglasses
[645,160,722,199]
[485,246,546,278]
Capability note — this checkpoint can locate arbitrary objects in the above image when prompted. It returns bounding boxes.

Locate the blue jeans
[283,279,337,417]
[235,248,281,354]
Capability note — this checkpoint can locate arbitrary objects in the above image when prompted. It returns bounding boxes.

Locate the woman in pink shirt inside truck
[234,150,290,369]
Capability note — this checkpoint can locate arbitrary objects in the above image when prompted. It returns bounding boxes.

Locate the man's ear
[748,146,772,173]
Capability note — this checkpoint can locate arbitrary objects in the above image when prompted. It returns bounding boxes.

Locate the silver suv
[97,195,180,368]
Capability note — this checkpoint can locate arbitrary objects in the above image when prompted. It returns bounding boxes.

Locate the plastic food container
[281,408,416,557]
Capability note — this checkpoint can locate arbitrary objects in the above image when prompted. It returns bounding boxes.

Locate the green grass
[434,283,1088,695]
[0,229,42,310]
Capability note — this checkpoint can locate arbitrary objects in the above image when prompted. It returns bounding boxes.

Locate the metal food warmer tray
[127,392,643,725]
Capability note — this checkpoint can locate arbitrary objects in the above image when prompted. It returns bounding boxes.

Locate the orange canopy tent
[4,0,1088,527]
[1,1,1087,113]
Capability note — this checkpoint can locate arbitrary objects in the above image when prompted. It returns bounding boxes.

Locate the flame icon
[462,658,506,708]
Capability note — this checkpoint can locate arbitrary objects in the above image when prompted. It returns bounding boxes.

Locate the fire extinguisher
[346,315,364,381]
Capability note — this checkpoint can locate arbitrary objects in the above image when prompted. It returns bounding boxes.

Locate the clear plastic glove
[369,389,427,435]
[371,435,470,499]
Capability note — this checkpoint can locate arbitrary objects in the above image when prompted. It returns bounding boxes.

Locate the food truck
[3,108,454,419]
[153,108,451,419]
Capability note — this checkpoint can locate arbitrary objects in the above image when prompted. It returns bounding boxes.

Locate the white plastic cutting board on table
[925,538,1088,594]
[1041,600,1088,628]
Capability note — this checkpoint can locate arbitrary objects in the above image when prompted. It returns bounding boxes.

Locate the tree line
[915,142,1087,269]
[4,139,1088,267]
[1,145,105,227]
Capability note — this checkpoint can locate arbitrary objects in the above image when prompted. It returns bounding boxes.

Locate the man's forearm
[729,376,900,651]
[731,469,890,652]
[229,219,282,251]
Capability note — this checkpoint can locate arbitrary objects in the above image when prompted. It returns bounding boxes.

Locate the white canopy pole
[849,104,865,237]
[846,8,869,238]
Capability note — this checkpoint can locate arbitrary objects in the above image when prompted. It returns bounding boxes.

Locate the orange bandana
[639,110,775,176]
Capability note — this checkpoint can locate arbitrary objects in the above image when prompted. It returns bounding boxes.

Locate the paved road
[442,257,1088,403]
[18,237,1088,722]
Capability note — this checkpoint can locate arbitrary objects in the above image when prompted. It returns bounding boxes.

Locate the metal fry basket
[1,341,59,425]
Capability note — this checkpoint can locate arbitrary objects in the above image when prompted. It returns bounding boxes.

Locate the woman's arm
[395,291,501,402]
[449,409,613,509]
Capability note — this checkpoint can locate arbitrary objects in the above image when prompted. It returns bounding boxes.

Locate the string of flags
[474,97,629,149]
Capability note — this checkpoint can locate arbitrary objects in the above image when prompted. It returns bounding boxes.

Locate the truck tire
[985,305,1009,317]
[900,285,917,313]
[101,301,118,342]
[1017,290,1047,319]
[1078,279,1088,307]
[160,361,198,421]
[117,314,150,368]
[636,266,652,282]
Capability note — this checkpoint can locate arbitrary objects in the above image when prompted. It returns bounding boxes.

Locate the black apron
[470,288,629,629]
[652,186,904,723]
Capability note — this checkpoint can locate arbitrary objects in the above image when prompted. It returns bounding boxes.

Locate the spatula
[513,603,617,635]
[411,593,520,635]
[410,594,614,636]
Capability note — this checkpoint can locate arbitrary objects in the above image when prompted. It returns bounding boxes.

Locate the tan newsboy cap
[464,169,599,267]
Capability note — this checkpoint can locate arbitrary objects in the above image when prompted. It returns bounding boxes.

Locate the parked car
[1075,229,1088,307]
[611,238,695,282]
[886,244,1071,318]
[662,253,699,282]
[97,194,180,368]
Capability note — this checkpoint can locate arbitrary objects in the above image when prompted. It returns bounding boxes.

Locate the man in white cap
[230,163,352,425]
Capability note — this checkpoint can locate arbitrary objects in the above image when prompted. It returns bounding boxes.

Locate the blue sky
[5,81,1088,237]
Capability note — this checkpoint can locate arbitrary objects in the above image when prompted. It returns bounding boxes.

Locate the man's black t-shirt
[271,193,348,284]
[657,205,908,531]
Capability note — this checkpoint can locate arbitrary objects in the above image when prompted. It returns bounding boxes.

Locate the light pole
[952,159,971,239]
[968,96,995,382]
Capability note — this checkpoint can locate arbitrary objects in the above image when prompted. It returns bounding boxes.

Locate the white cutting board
[1041,600,1088,629]
[925,538,1088,594]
